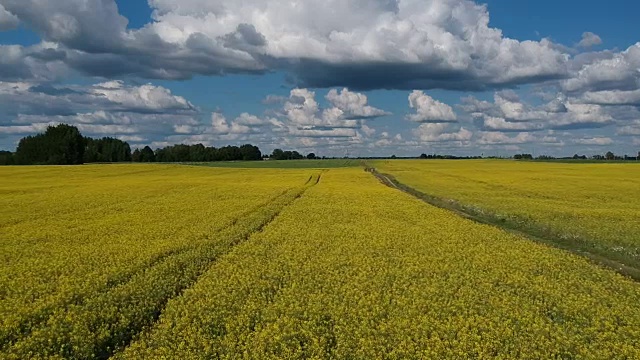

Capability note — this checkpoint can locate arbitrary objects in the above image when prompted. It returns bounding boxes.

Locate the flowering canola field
[375,160,640,268]
[2,164,640,359]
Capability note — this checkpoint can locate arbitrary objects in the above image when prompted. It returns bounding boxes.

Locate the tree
[140,146,156,162]
[271,149,284,160]
[605,151,615,160]
[84,137,132,163]
[15,124,85,165]
[0,151,14,165]
[132,148,142,162]
[419,153,428,159]
[270,148,303,160]
[307,153,316,160]
[240,144,262,161]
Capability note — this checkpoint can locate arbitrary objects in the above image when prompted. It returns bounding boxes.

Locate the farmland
[374,160,640,273]
[2,163,640,359]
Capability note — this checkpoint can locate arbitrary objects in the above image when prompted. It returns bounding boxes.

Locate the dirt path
[366,167,640,282]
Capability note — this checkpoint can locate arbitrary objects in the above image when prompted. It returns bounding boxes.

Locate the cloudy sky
[0,0,638,157]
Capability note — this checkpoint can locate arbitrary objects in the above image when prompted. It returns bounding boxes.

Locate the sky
[0,0,639,157]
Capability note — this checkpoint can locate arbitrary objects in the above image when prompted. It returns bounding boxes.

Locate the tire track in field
[366,168,640,282]
[1,185,311,350]
[115,174,325,359]
[103,173,321,360]
[2,174,321,360]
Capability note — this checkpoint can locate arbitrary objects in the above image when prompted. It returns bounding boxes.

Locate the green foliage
[513,153,533,160]
[84,137,132,163]
[15,124,86,165]
[270,148,304,160]
[147,144,261,163]
[0,151,14,165]
[140,146,156,162]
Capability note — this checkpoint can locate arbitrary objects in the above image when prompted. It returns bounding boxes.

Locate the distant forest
[0,124,264,165]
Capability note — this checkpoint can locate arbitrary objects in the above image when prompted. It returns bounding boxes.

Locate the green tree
[15,124,85,165]
[271,149,284,160]
[307,153,316,160]
[132,148,142,162]
[605,151,615,160]
[240,144,262,161]
[140,146,156,162]
[0,151,14,165]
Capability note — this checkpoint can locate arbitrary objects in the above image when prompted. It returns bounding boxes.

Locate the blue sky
[0,0,638,157]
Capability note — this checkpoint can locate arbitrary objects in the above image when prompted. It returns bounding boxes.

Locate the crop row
[374,160,640,267]
[0,165,316,358]
[116,168,640,359]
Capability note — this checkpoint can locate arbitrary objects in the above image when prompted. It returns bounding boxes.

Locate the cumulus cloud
[580,89,640,106]
[0,80,201,148]
[0,43,68,81]
[89,81,196,113]
[2,0,569,90]
[573,137,613,146]
[0,80,196,119]
[462,92,614,132]
[325,88,389,119]
[617,120,640,136]
[577,32,602,49]
[476,132,536,145]
[280,88,387,136]
[412,123,472,142]
[407,91,457,123]
[0,4,19,31]
[563,43,640,93]
[209,112,256,135]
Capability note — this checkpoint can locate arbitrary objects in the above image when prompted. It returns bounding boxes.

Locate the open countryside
[2,0,640,358]
[2,161,640,359]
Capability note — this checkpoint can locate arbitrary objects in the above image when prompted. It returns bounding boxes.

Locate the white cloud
[2,0,569,89]
[577,32,602,49]
[563,43,640,93]
[481,116,545,131]
[0,80,202,147]
[234,113,268,126]
[407,91,457,123]
[413,123,472,142]
[477,132,536,145]
[325,88,389,119]
[361,124,376,137]
[90,81,196,113]
[281,88,381,133]
[0,4,19,31]
[462,92,614,131]
[573,137,613,146]
[580,89,640,106]
[617,120,640,136]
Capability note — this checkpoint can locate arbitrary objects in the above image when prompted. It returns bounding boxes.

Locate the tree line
[131,144,262,163]
[0,124,268,165]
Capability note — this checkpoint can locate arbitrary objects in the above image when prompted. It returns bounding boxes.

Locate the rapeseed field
[2,164,640,359]
[375,160,640,268]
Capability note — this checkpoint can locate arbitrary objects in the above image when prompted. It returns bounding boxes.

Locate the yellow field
[2,164,640,359]
[0,164,317,359]
[375,160,640,267]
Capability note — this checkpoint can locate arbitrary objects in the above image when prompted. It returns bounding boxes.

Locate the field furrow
[3,180,318,359]
[115,169,640,359]
[374,160,640,273]
[0,165,315,357]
